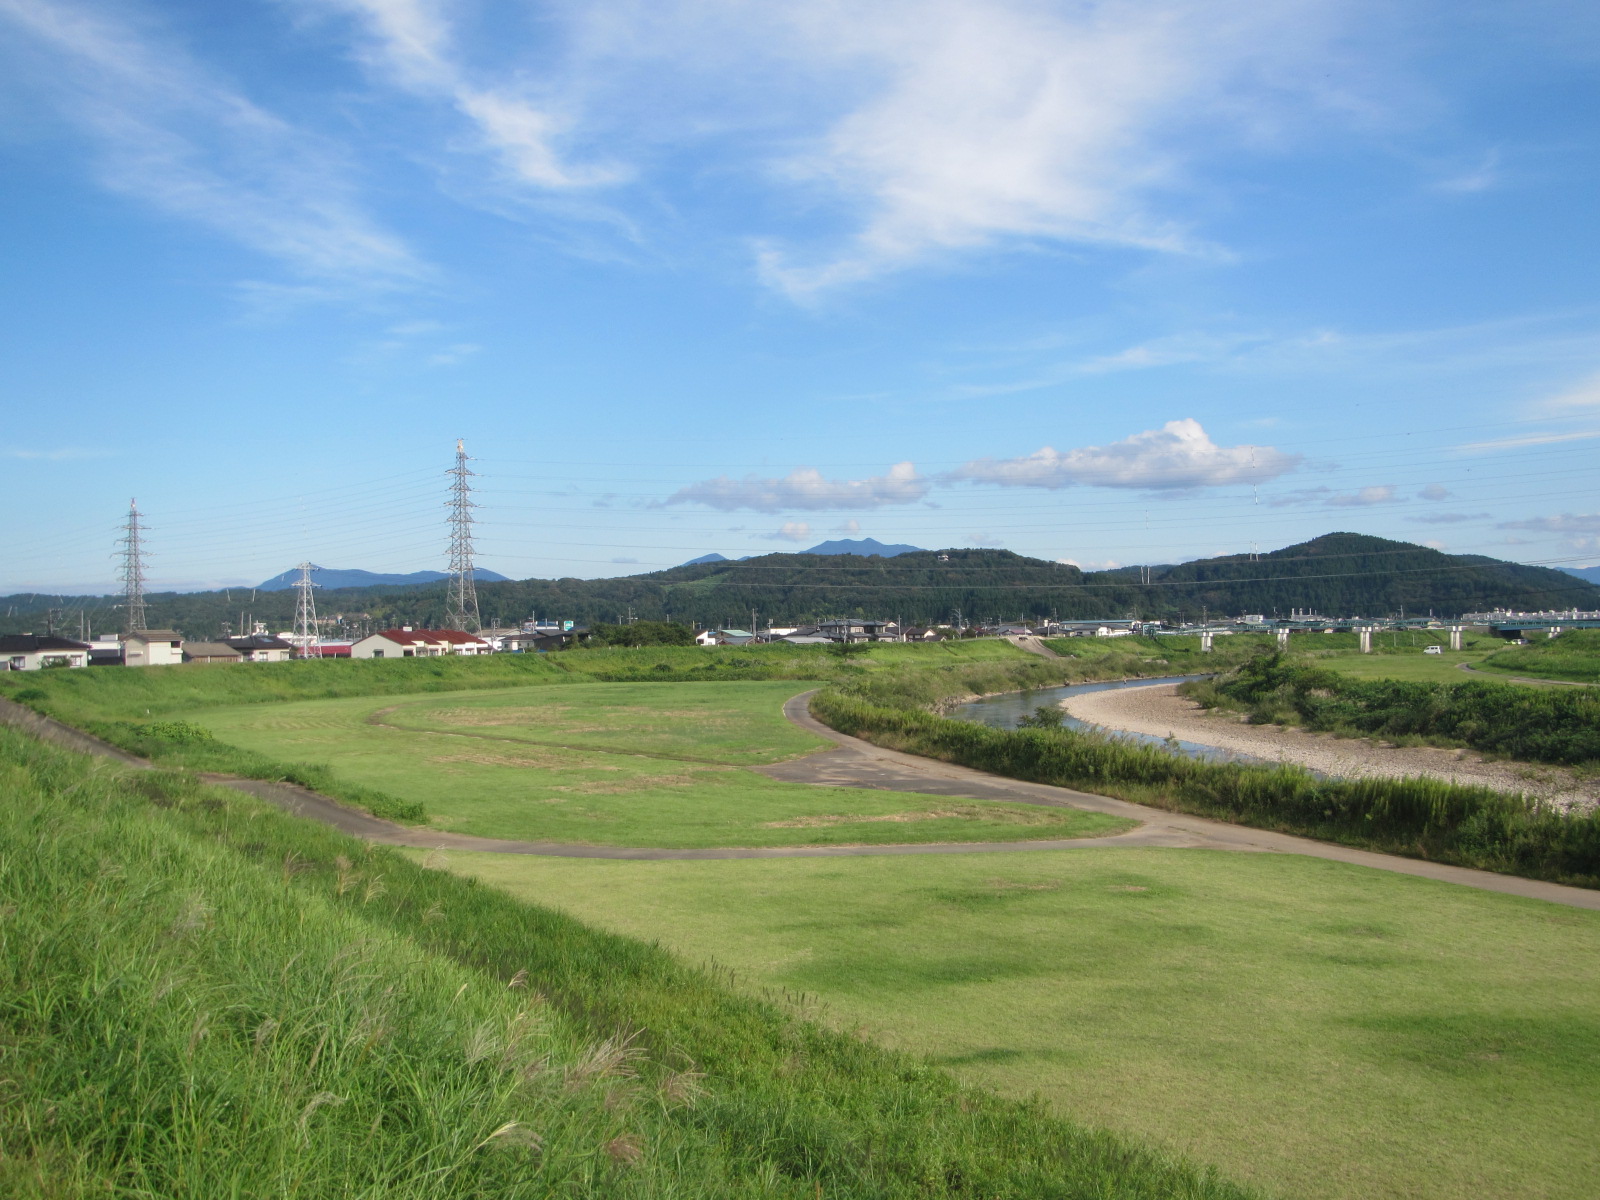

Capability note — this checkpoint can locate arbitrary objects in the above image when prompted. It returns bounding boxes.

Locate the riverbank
[1061,682,1598,810]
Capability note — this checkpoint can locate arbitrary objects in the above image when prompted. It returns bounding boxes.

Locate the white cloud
[1327,484,1397,507]
[832,519,863,535]
[763,521,813,542]
[0,0,422,287]
[1419,483,1450,500]
[950,420,1299,491]
[667,462,927,512]
[753,0,1370,295]
[1421,539,1447,550]
[1060,557,1123,570]
[308,0,624,190]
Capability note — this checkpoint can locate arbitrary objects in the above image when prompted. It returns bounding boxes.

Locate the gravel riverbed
[1061,682,1597,810]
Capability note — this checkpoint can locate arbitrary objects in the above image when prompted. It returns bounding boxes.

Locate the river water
[948,674,1263,764]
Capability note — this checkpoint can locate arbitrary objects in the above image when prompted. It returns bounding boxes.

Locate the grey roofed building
[1,634,93,670]
[184,641,244,663]
[223,634,295,662]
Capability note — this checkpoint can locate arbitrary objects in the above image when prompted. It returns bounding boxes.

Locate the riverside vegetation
[811,657,1600,888]
[0,726,1254,1199]
[1184,651,1600,766]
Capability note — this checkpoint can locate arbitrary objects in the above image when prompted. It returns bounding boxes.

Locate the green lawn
[1310,649,1495,683]
[187,681,1132,847]
[448,848,1600,1200]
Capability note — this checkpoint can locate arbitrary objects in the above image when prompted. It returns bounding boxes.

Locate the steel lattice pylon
[445,438,481,632]
[118,498,148,634]
[292,562,322,658]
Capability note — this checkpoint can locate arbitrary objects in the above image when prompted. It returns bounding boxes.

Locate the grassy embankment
[452,846,1600,1200]
[0,726,1252,1199]
[811,665,1600,886]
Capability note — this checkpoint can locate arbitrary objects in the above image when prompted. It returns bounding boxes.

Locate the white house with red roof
[350,627,490,659]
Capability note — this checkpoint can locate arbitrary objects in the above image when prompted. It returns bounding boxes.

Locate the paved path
[4,693,1598,909]
[1456,662,1595,687]
[1002,633,1061,659]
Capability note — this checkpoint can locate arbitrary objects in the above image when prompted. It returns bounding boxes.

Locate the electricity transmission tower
[292,562,322,658]
[118,498,148,633]
[444,438,482,632]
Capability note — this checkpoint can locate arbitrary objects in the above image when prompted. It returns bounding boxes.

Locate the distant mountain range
[257,566,510,591]
[801,538,924,557]
[6,535,1595,637]
[680,538,923,567]
[1558,566,1600,586]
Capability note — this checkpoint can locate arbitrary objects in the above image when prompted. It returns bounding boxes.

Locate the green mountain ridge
[4,534,1594,638]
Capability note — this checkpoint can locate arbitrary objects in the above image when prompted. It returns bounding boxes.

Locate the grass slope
[1477,629,1600,683]
[184,682,1130,847]
[0,727,1250,1199]
[447,848,1600,1200]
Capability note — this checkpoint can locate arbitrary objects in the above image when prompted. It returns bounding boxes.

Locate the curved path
[3,693,1597,909]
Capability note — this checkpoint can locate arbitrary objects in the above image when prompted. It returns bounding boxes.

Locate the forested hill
[5,534,1594,638]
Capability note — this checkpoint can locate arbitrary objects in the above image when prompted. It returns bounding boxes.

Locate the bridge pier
[1276,628,1290,651]
[1358,628,1372,654]
[1200,631,1214,653]
[1449,626,1463,652]
[1550,627,1562,639]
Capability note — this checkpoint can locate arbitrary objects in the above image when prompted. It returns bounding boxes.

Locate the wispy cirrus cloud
[0,0,423,289]
[949,420,1299,491]
[753,0,1381,295]
[1454,429,1600,453]
[1328,484,1397,507]
[306,0,624,191]
[1498,513,1600,534]
[1411,511,1489,525]
[666,462,927,513]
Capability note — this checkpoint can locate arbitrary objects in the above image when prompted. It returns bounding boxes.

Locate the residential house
[183,641,244,664]
[122,630,184,667]
[1,634,92,671]
[224,634,295,662]
[350,627,490,659]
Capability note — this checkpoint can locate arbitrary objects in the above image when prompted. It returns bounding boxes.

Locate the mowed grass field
[186,681,1131,847]
[447,847,1600,1200]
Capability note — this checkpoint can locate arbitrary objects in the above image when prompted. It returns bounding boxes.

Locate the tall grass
[811,690,1600,888]
[0,727,1254,1199]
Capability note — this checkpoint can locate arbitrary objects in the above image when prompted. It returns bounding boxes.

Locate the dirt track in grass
[3,692,1597,910]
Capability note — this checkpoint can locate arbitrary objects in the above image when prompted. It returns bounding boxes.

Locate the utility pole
[292,563,322,658]
[444,439,482,632]
[118,498,148,634]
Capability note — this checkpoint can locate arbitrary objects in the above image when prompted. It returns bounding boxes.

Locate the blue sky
[3,0,1598,595]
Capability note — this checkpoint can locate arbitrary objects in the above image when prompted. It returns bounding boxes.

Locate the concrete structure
[1358,628,1373,654]
[1200,631,1214,653]
[1449,626,1464,651]
[2,635,92,670]
[1276,628,1290,650]
[122,630,183,667]
[350,628,489,659]
[183,641,244,664]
